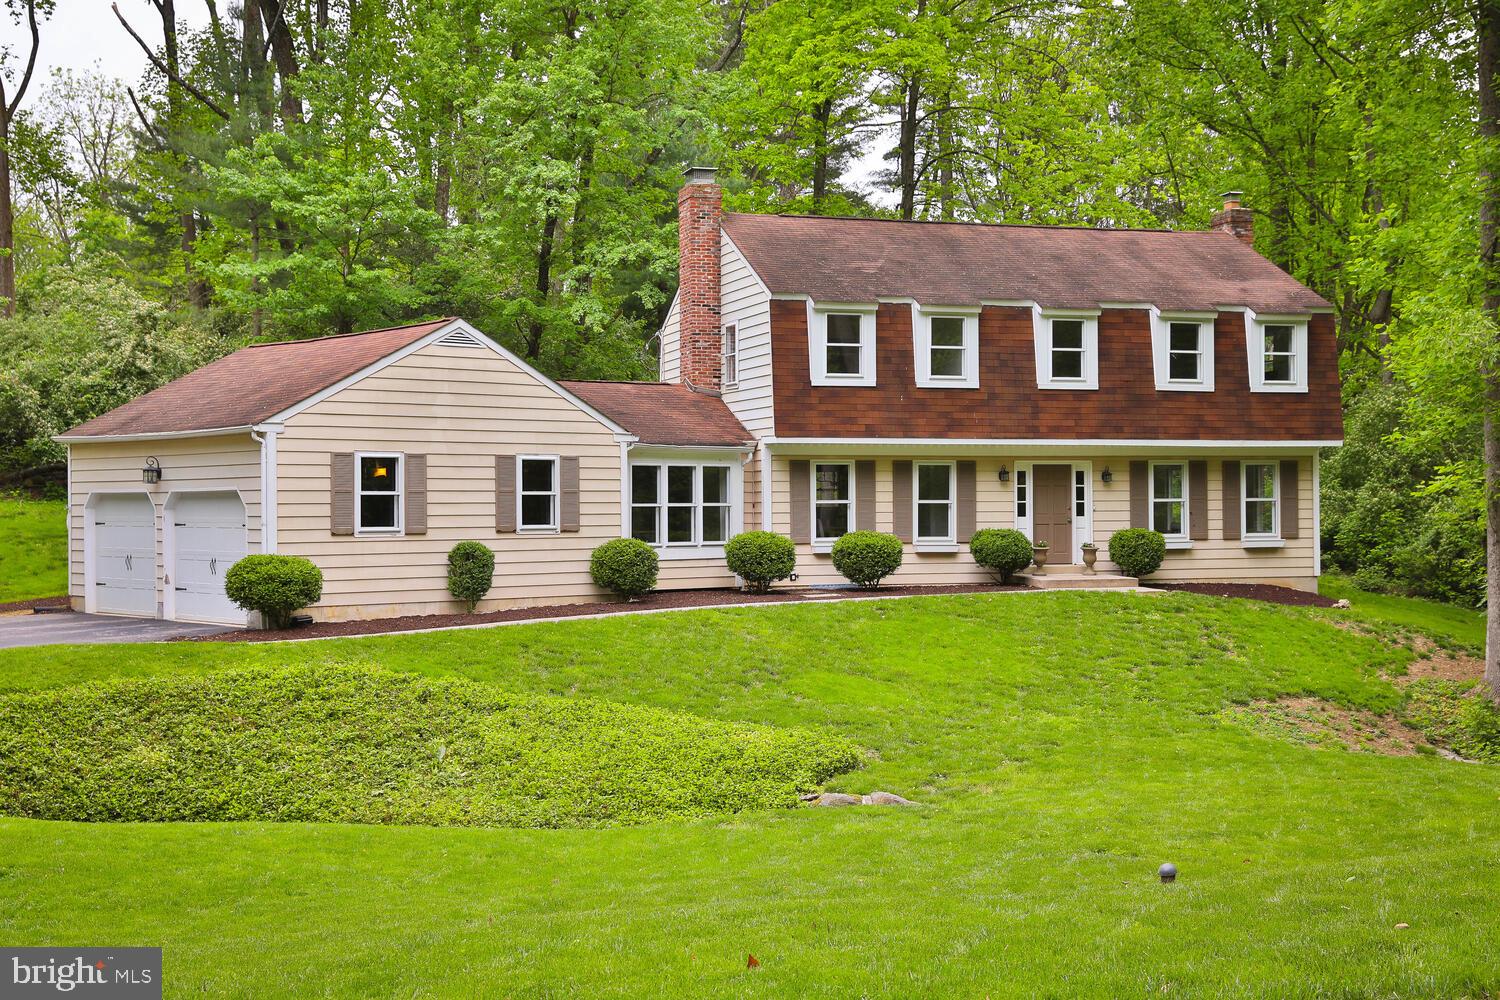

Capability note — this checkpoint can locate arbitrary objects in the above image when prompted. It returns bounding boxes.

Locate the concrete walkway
[0,611,234,648]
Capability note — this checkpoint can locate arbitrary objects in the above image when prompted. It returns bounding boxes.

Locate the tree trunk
[0,107,14,317]
[812,99,831,213]
[1477,0,1500,704]
[897,76,921,221]
[527,214,558,359]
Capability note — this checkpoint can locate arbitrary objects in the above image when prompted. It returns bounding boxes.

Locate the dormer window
[1245,312,1309,393]
[1032,308,1099,390]
[913,306,979,388]
[808,304,877,386]
[1150,311,1216,391]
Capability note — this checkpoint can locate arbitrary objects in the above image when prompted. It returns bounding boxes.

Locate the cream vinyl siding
[67,433,262,608]
[720,230,775,438]
[276,341,624,619]
[657,292,681,382]
[769,452,1317,591]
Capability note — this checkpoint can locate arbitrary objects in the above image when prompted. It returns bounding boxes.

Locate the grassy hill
[0,591,1496,997]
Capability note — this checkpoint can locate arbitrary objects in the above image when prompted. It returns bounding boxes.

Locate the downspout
[618,439,631,539]
[251,425,280,554]
[1312,451,1321,580]
[758,438,773,531]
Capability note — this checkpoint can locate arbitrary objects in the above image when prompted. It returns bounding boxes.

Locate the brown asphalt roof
[61,320,457,438]
[721,213,1331,313]
[560,381,751,447]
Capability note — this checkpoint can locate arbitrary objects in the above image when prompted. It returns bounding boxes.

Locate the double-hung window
[1246,314,1309,392]
[1149,462,1187,540]
[1033,309,1099,389]
[809,307,877,386]
[721,323,738,388]
[1151,312,1216,391]
[518,456,559,531]
[914,308,979,387]
[356,453,402,533]
[629,463,733,547]
[1243,462,1279,538]
[813,462,853,542]
[915,462,955,542]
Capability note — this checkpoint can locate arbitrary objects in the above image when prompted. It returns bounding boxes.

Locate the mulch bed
[1152,582,1338,607]
[0,595,70,614]
[183,582,1030,643]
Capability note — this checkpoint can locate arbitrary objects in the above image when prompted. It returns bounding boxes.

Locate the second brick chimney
[1211,191,1254,247]
[677,166,723,392]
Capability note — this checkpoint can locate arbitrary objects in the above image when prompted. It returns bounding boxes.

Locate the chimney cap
[682,165,719,186]
[1220,190,1245,209]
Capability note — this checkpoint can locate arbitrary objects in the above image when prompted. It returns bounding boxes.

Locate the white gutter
[53,425,256,443]
[758,439,772,531]
[250,424,281,554]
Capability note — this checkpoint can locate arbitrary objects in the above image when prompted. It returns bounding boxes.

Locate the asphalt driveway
[0,611,235,648]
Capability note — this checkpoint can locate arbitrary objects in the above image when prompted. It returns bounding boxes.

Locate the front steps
[1017,564,1139,590]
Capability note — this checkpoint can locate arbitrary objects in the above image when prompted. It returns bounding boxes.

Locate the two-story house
[57,168,1340,625]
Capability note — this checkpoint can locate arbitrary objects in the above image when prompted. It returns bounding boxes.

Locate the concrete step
[1017,570,1139,590]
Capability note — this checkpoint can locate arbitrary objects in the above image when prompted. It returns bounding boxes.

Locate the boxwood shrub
[1108,528,1167,578]
[969,527,1034,583]
[223,554,323,629]
[725,531,796,593]
[447,541,496,613]
[830,531,903,588]
[590,538,659,600]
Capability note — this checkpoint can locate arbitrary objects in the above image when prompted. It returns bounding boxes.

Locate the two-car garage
[85,490,248,626]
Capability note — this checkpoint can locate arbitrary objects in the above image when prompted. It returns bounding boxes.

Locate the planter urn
[1081,546,1098,575]
[1032,545,1049,569]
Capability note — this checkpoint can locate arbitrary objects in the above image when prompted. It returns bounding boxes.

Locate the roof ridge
[723,211,1208,236]
[561,378,677,386]
[246,317,457,349]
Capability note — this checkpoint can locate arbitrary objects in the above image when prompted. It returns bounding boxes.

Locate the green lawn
[0,496,67,602]
[0,590,1497,997]
[1319,572,1486,652]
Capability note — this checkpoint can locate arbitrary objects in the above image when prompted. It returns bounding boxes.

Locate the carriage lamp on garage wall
[141,457,163,484]
[997,465,1010,483]
[1100,467,1113,484]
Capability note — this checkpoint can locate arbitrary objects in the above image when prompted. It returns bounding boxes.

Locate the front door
[1032,464,1073,560]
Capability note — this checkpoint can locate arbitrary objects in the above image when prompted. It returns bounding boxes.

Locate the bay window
[629,462,734,547]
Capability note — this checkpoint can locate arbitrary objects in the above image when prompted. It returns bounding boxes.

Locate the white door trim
[1012,460,1093,564]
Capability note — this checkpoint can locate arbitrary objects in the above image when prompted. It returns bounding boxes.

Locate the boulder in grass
[863,791,916,806]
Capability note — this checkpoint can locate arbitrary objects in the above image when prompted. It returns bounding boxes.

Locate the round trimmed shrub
[830,531,904,589]
[590,538,659,600]
[224,554,323,629]
[725,531,796,593]
[447,541,496,613]
[969,528,1034,583]
[1108,528,1167,578]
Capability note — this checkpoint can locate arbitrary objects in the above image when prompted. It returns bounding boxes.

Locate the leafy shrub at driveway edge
[223,554,323,629]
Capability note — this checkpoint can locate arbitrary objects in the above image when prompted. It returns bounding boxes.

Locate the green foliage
[0,496,67,603]
[1403,680,1500,763]
[724,531,796,593]
[589,538,659,600]
[223,555,324,629]
[0,665,862,826]
[830,530,903,588]
[446,542,496,613]
[1108,528,1166,578]
[968,528,1033,583]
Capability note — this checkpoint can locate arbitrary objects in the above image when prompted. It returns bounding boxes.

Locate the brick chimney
[1211,191,1254,247]
[677,166,722,392]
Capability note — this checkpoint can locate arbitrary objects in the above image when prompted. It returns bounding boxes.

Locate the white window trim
[1148,460,1190,545]
[914,461,957,543]
[911,305,979,389]
[1031,308,1100,390]
[808,302,878,387]
[1010,460,1092,563]
[812,460,855,545]
[1245,310,1309,393]
[517,454,560,533]
[1242,460,1281,541]
[721,323,739,389]
[1150,310,1216,392]
[624,450,744,558]
[354,451,403,535]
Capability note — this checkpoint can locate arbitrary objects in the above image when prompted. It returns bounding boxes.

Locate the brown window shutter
[405,454,428,534]
[330,452,355,536]
[495,454,516,532]
[1188,460,1208,541]
[1279,459,1300,539]
[891,460,913,543]
[956,461,977,543]
[560,456,581,532]
[1222,460,1242,541]
[789,460,811,544]
[855,460,876,531]
[1128,460,1148,529]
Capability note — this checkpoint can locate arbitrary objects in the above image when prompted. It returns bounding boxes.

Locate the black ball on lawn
[1159,862,1178,883]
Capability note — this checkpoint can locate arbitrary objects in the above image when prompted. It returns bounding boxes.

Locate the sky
[15,1,212,88]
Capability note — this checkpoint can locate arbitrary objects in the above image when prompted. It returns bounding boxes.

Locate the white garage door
[91,493,157,617]
[171,492,247,625]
